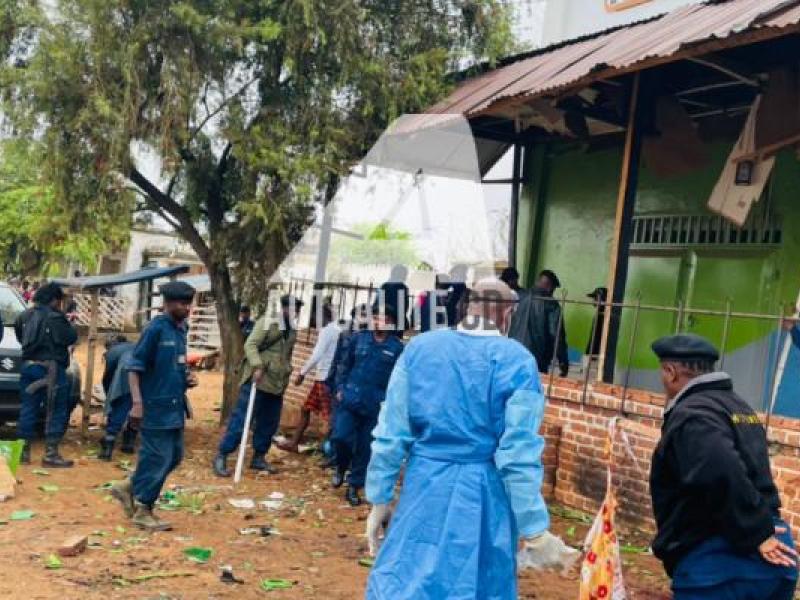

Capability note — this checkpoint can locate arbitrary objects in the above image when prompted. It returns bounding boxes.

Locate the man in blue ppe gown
[365,278,574,600]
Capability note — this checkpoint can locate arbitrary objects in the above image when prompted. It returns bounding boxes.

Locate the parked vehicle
[0,282,25,424]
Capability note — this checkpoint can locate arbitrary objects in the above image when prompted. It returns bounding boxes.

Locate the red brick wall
[284,330,800,536]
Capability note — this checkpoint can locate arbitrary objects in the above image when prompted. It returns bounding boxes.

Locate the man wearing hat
[213,294,302,477]
[14,282,78,467]
[111,281,197,531]
[508,269,569,377]
[649,333,798,599]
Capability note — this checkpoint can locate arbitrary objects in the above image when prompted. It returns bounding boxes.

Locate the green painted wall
[522,141,800,383]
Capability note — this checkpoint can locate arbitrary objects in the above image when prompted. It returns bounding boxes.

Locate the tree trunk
[206,258,244,423]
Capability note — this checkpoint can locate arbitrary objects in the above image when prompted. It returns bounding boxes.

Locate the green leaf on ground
[115,525,127,534]
[260,578,293,591]
[10,510,35,520]
[183,547,213,563]
[45,554,62,569]
[549,505,592,524]
[38,484,59,493]
[358,558,375,568]
[620,544,649,554]
[566,526,577,537]
[32,469,50,476]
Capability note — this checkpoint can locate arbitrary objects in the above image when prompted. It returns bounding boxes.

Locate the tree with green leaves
[0,139,131,274]
[2,0,517,416]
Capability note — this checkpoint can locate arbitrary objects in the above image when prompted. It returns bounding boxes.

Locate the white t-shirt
[300,321,342,381]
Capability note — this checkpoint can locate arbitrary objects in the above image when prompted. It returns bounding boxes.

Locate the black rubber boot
[346,486,362,507]
[99,435,115,462]
[120,427,138,454]
[250,454,277,474]
[42,442,74,468]
[20,440,31,465]
[213,453,231,478]
[332,465,347,488]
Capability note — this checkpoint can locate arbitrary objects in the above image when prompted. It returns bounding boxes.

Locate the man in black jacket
[649,333,798,599]
[14,282,79,467]
[507,269,569,376]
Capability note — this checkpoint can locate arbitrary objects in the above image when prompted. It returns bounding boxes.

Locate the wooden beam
[508,143,522,269]
[688,57,760,88]
[472,22,800,121]
[734,132,800,162]
[597,72,648,383]
[81,290,99,438]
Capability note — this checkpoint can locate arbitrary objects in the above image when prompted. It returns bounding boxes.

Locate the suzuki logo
[1,358,14,371]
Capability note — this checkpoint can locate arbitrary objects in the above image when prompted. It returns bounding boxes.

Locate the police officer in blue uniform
[111,281,197,531]
[14,282,78,467]
[99,335,137,461]
[331,305,403,506]
[650,334,798,600]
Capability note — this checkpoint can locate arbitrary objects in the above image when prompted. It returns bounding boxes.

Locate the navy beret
[160,281,196,301]
[651,333,719,363]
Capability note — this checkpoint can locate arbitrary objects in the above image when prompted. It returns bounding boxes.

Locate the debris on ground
[31,469,50,476]
[228,498,256,510]
[58,534,88,557]
[38,484,60,494]
[113,571,195,586]
[183,546,213,564]
[0,456,17,501]
[358,558,374,568]
[10,509,35,521]
[220,565,245,584]
[260,578,294,591]
[44,554,63,570]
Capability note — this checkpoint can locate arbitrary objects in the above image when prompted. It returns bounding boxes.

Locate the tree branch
[189,75,260,142]
[128,167,210,262]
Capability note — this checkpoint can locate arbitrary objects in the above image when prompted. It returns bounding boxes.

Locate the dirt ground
[0,347,671,599]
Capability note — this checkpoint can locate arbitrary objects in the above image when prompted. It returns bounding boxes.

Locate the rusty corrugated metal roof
[425,0,800,121]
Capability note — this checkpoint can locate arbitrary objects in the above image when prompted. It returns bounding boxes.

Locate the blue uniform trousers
[106,394,132,437]
[17,363,70,442]
[131,427,183,506]
[219,383,283,456]
[331,406,377,488]
[672,521,798,600]
[674,578,796,600]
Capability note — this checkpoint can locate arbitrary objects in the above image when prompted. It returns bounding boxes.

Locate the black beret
[280,294,304,308]
[160,281,196,301]
[651,334,719,363]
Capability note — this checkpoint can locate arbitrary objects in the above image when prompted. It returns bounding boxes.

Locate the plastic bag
[517,531,580,571]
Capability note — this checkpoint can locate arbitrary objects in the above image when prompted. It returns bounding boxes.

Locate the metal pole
[233,384,258,484]
[581,298,603,406]
[81,290,100,438]
[765,323,785,434]
[719,299,732,370]
[508,143,522,269]
[547,292,567,399]
[621,294,642,416]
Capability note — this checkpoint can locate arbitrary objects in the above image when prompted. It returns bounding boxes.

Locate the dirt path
[0,358,670,599]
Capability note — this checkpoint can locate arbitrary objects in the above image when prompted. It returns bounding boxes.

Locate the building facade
[540,0,704,45]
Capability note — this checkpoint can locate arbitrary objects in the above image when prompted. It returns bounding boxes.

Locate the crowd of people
[9,269,800,599]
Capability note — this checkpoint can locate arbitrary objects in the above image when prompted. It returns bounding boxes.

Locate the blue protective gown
[365,327,548,600]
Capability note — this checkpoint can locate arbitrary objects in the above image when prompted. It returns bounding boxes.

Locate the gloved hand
[366,503,393,557]
[517,531,579,571]
[559,363,569,378]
